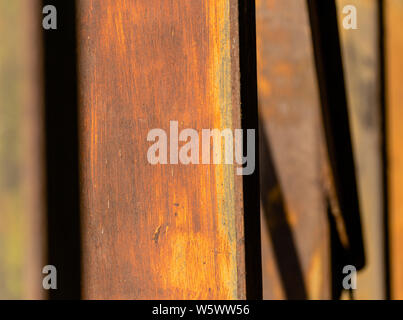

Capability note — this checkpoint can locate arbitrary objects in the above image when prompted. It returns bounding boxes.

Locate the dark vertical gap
[42,0,81,299]
[307,0,365,272]
[378,0,391,300]
[238,0,263,300]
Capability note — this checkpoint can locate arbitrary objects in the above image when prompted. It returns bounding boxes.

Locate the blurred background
[0,0,44,299]
[0,0,402,299]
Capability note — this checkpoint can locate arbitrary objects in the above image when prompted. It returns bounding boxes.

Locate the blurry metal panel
[256,0,330,299]
[0,0,45,299]
[337,0,385,299]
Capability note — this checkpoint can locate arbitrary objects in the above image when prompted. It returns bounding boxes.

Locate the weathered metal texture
[386,0,403,300]
[256,0,330,299]
[77,0,260,299]
[337,0,384,299]
[0,0,45,299]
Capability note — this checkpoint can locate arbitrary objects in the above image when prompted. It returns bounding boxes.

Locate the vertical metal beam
[77,0,261,299]
[385,0,403,300]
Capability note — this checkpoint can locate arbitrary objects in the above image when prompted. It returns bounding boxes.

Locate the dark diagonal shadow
[259,119,308,299]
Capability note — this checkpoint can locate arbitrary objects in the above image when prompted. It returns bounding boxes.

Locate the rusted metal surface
[77,0,260,299]
[256,0,330,299]
[337,0,385,300]
[386,0,403,300]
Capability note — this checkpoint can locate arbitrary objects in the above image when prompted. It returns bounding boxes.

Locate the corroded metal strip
[77,0,260,299]
[386,0,403,300]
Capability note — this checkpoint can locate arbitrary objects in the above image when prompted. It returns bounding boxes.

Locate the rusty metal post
[386,0,403,300]
[76,0,261,299]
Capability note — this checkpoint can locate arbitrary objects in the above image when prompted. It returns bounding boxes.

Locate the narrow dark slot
[238,0,263,300]
[42,0,81,299]
[378,0,391,300]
